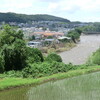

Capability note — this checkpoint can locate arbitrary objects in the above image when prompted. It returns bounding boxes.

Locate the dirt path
[59,35,100,65]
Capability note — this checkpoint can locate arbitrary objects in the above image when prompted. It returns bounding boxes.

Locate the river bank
[0,65,100,91]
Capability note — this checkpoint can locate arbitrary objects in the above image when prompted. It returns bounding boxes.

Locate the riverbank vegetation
[87,48,100,65]
[41,42,76,54]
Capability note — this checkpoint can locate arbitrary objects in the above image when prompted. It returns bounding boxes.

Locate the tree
[27,47,44,64]
[67,30,80,40]
[32,35,35,40]
[75,27,82,34]
[29,35,35,41]
[42,27,47,31]
[0,24,27,71]
[47,36,53,39]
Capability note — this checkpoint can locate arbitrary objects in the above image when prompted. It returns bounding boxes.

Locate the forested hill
[0,12,70,23]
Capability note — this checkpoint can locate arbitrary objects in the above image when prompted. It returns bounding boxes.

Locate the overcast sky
[0,0,100,22]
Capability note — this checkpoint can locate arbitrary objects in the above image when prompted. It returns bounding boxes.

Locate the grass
[26,71,100,100]
[41,42,76,54]
[0,65,100,91]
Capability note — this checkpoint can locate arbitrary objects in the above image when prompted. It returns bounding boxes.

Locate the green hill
[0,12,70,23]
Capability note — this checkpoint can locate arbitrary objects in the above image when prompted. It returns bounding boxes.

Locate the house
[44,39,59,44]
[27,41,42,48]
[58,36,71,40]
[58,36,71,42]
[31,31,64,38]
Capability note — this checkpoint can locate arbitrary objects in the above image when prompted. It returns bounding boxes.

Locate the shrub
[1,63,89,78]
[47,48,56,54]
[87,48,100,65]
[22,63,51,78]
[3,70,22,78]
[91,49,100,65]
[45,53,62,62]
[27,47,44,64]
[40,47,48,53]
[22,62,71,78]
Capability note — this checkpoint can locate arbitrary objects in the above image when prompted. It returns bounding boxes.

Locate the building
[31,31,64,38]
[27,41,42,48]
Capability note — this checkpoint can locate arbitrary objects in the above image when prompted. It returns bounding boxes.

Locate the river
[59,35,100,65]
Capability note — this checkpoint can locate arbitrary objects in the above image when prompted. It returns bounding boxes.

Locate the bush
[45,53,62,62]
[27,47,44,64]
[90,49,100,65]
[22,63,51,78]
[1,63,89,78]
[22,62,72,78]
[47,48,56,54]
[3,70,22,78]
[40,47,48,53]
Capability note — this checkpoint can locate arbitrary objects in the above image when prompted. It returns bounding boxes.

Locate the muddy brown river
[59,35,100,65]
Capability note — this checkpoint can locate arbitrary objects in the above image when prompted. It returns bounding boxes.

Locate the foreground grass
[0,65,100,91]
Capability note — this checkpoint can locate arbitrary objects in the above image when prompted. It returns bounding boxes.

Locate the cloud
[0,0,100,21]
[1,0,33,9]
[48,0,100,13]
[33,0,61,2]
[0,0,35,14]
[48,3,59,11]
[1,0,100,14]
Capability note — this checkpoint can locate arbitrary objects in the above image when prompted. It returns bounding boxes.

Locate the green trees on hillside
[0,12,70,23]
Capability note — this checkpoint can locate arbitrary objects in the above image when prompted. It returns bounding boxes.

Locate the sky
[0,0,100,22]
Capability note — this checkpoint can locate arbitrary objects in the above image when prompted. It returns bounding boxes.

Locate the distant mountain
[0,12,70,23]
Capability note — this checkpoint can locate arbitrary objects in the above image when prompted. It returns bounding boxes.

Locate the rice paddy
[0,71,100,100]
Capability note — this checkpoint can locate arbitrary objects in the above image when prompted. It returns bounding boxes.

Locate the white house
[27,41,42,48]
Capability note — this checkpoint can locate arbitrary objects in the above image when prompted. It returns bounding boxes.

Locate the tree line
[0,12,70,23]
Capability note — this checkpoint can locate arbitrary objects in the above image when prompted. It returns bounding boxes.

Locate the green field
[27,71,100,100]
[0,70,100,100]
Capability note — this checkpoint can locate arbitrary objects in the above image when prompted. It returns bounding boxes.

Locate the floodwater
[0,72,100,100]
[59,35,100,65]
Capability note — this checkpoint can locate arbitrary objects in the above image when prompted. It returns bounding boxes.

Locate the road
[59,35,100,65]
